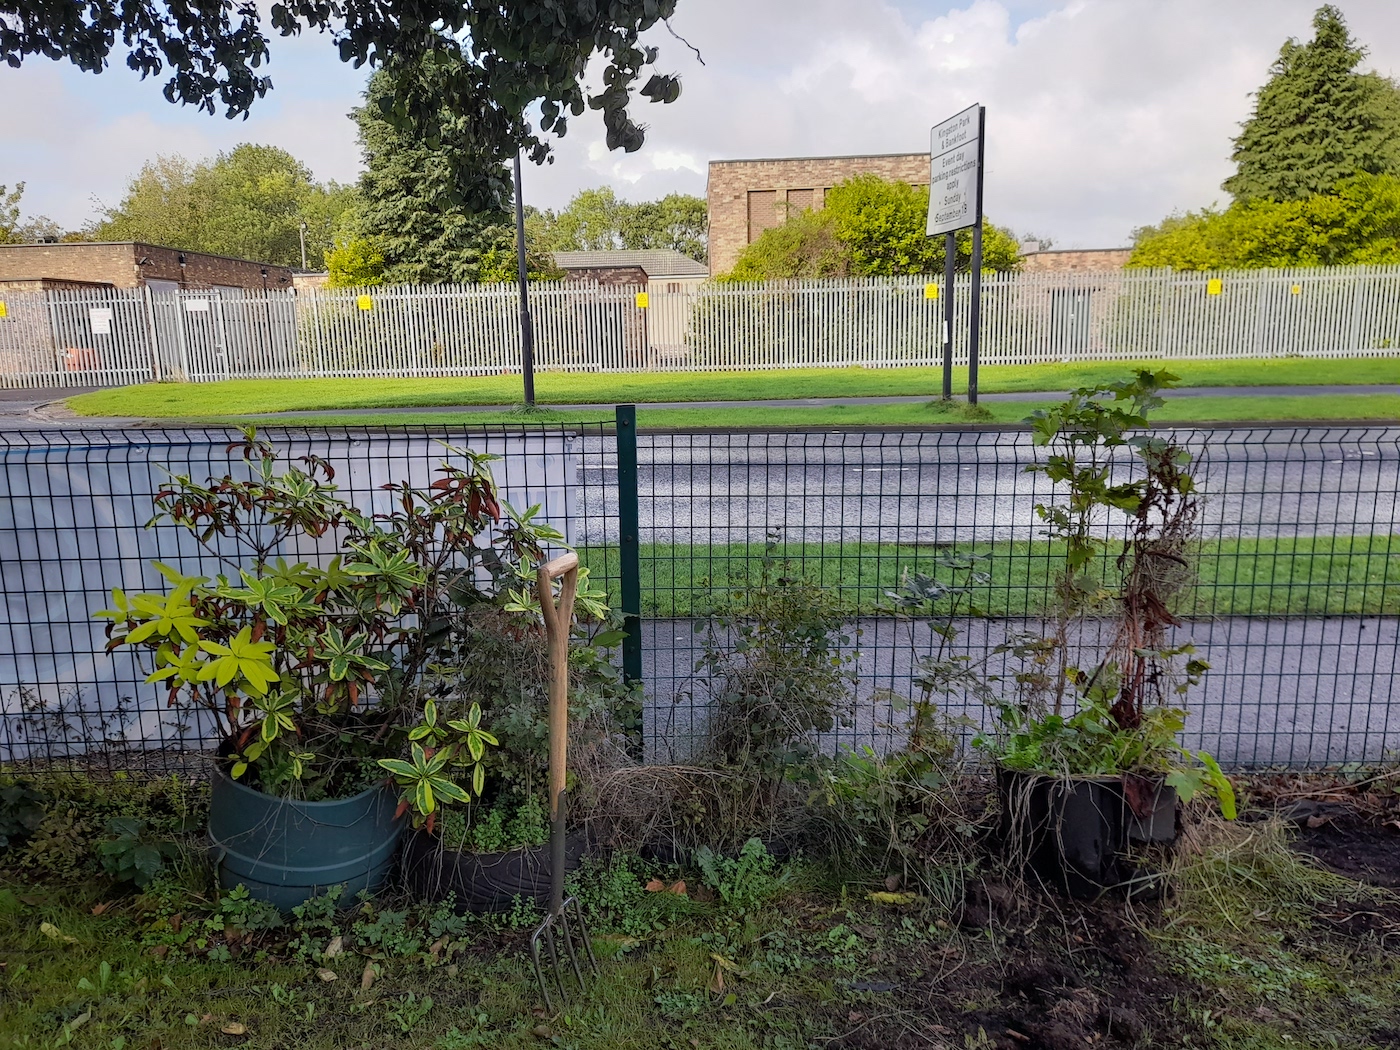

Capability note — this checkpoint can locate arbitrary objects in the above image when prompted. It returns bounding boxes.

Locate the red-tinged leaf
[430,479,452,491]
[250,621,265,643]
[394,799,410,820]
[425,811,436,834]
[347,681,359,707]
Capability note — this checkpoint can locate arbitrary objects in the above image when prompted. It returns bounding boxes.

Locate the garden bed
[2,779,1398,1050]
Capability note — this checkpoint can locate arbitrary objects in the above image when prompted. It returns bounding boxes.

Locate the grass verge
[576,535,1400,617]
[64,357,1400,419]
[158,392,1400,430]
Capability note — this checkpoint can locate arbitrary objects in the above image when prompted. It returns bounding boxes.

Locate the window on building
[786,188,815,214]
[747,190,780,243]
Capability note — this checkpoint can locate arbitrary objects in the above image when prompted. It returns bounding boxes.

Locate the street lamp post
[299,222,308,271]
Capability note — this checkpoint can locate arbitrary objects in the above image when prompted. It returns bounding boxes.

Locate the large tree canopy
[1129,173,1400,270]
[530,187,707,263]
[1224,5,1400,202]
[721,175,1020,281]
[90,145,359,268]
[0,1,684,184]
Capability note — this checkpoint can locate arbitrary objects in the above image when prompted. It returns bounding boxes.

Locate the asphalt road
[574,428,1400,546]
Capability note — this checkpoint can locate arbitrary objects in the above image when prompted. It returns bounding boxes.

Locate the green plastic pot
[208,768,405,913]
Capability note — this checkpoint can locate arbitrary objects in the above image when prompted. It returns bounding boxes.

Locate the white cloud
[5,1,1400,245]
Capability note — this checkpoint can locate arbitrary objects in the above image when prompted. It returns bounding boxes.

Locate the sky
[4,0,1400,249]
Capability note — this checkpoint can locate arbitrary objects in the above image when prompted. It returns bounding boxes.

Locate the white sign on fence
[927,104,983,236]
[184,298,211,313]
[88,307,113,336]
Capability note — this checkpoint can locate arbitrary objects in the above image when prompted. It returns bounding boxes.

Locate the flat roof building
[0,242,295,293]
[706,153,928,276]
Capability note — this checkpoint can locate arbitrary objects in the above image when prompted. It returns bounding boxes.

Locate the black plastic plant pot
[997,769,1177,899]
[400,828,588,912]
[208,768,406,913]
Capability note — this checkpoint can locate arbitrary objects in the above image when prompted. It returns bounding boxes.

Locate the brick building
[553,249,709,290]
[1019,248,1132,273]
[0,242,295,293]
[706,153,928,275]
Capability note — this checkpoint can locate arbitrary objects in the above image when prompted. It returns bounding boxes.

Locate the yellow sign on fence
[0,301,7,318]
[635,292,649,309]
[924,283,939,300]
[1206,278,1223,296]
[356,294,374,311]
[1291,284,1302,295]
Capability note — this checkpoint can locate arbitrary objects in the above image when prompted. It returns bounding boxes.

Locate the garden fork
[529,551,599,1010]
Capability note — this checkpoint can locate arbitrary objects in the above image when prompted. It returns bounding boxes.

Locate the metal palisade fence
[3,265,1400,389]
[1,417,1396,773]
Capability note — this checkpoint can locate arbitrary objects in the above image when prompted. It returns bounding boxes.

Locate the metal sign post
[513,151,537,407]
[927,104,985,404]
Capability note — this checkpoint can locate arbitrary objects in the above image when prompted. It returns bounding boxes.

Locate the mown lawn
[579,535,1400,617]
[64,357,1400,419]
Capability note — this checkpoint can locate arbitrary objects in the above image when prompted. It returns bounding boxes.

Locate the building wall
[1020,248,1133,273]
[0,243,295,291]
[707,154,929,275]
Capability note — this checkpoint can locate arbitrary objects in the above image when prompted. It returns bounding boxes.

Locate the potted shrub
[96,431,567,911]
[969,371,1236,897]
[391,575,631,912]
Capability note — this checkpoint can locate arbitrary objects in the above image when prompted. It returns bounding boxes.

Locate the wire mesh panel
[0,424,617,773]
[631,425,1400,768]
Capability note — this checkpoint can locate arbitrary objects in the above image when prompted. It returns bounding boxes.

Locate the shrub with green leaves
[694,838,790,914]
[94,431,614,811]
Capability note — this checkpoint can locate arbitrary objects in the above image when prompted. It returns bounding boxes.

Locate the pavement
[4,383,1398,428]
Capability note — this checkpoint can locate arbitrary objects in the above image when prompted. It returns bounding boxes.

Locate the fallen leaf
[169,913,183,934]
[668,880,688,896]
[316,968,337,983]
[150,945,169,958]
[446,964,459,978]
[848,1010,865,1023]
[1306,814,1331,829]
[90,902,112,916]
[359,962,376,993]
[221,1022,247,1036]
[531,1025,553,1039]
[39,922,78,944]
[200,1014,213,1024]
[644,878,666,893]
[324,936,344,959]
[708,965,725,995]
[884,874,902,893]
[428,934,449,960]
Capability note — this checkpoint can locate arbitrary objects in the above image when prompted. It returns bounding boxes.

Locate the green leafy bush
[694,838,789,913]
[97,817,183,888]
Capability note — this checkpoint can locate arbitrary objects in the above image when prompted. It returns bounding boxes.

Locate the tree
[0,182,60,244]
[720,175,1020,280]
[532,187,708,263]
[351,67,559,285]
[325,238,386,288]
[0,1,686,196]
[1128,173,1400,270]
[1224,5,1400,201]
[91,146,359,267]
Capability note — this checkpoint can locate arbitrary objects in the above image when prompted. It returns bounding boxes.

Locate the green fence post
[615,405,644,752]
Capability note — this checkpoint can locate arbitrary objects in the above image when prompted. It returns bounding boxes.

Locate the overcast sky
[4,0,1400,248]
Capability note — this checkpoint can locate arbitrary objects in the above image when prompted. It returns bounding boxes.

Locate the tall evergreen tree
[352,63,559,285]
[1225,5,1400,202]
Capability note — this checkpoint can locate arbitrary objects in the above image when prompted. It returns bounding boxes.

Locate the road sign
[926,104,984,236]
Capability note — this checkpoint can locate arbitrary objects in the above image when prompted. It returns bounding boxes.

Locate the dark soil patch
[828,886,1201,1050]
[1295,813,1400,888]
